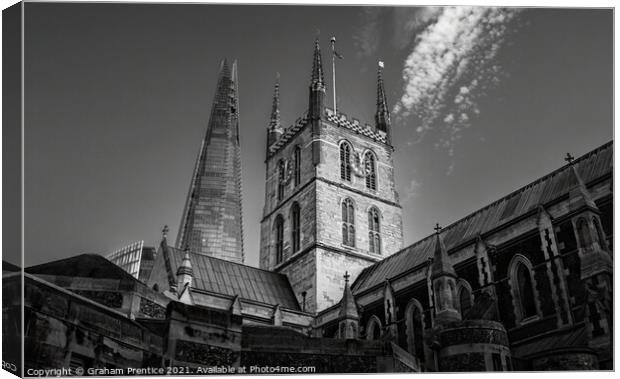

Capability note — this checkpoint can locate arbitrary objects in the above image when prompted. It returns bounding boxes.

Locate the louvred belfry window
[340,142,352,181]
[364,151,377,190]
[277,159,285,201]
[274,215,284,264]
[294,146,301,186]
[342,198,355,247]
[368,207,381,254]
[291,203,301,253]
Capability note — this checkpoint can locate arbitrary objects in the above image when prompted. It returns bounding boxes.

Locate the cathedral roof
[149,246,300,310]
[352,141,613,295]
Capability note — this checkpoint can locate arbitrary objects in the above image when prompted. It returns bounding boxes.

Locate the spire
[175,58,244,264]
[375,61,392,142]
[310,38,325,90]
[338,271,359,320]
[267,74,284,151]
[431,224,456,279]
[337,271,360,339]
[565,152,598,211]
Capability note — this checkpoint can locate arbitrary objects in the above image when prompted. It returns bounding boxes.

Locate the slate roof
[352,141,613,295]
[154,245,300,310]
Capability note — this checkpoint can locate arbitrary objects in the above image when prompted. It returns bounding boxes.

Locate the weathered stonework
[260,107,403,314]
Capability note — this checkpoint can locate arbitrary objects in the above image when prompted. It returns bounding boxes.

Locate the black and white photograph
[1,1,614,376]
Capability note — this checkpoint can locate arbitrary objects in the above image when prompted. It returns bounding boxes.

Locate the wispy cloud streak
[393,7,521,163]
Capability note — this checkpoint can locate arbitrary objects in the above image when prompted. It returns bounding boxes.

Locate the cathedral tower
[177,59,245,264]
[259,40,404,313]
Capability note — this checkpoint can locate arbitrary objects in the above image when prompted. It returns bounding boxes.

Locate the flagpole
[331,36,337,115]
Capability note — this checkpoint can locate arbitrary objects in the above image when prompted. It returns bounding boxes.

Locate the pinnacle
[310,39,325,88]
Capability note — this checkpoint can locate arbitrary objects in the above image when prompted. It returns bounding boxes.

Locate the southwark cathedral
[4,39,613,374]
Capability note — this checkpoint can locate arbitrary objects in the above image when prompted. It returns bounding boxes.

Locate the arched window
[340,142,352,181]
[293,145,301,186]
[592,217,606,248]
[576,217,592,247]
[509,255,540,323]
[368,207,381,254]
[405,299,425,361]
[274,215,284,264]
[366,316,382,340]
[517,264,537,318]
[458,283,473,318]
[364,151,377,190]
[291,203,301,253]
[342,198,355,247]
[277,159,286,201]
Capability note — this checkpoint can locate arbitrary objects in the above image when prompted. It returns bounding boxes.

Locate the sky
[21,4,612,267]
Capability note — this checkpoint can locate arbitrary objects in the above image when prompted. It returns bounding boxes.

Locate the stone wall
[531,350,599,370]
[277,251,317,313]
[316,119,399,204]
[315,248,377,312]
[166,302,243,368]
[241,325,387,373]
[435,320,511,372]
[22,275,162,372]
[315,179,403,259]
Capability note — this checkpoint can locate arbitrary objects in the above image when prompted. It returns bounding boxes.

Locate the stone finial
[434,223,442,234]
[565,152,575,165]
[162,225,169,239]
[344,271,350,283]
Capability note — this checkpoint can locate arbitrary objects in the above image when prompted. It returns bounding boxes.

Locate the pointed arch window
[509,255,540,323]
[405,299,425,362]
[291,202,301,253]
[293,145,301,186]
[516,264,537,318]
[340,142,352,181]
[274,215,284,264]
[342,198,355,247]
[366,316,382,340]
[277,159,286,201]
[458,283,473,318]
[364,151,377,190]
[368,207,381,254]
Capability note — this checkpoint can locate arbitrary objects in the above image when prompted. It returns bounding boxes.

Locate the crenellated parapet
[267,112,309,157]
[266,108,390,158]
[325,108,389,145]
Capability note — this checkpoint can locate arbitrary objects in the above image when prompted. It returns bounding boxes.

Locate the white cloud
[392,6,521,172]
[354,7,442,58]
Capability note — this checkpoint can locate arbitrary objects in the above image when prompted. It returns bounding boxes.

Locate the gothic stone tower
[259,40,404,313]
[176,59,245,264]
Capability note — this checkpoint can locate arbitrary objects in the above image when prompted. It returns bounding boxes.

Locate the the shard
[176,59,244,264]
